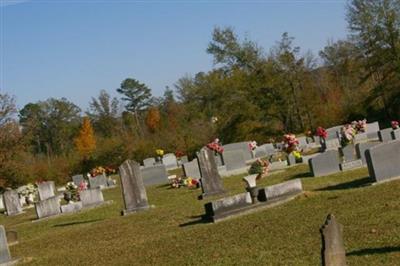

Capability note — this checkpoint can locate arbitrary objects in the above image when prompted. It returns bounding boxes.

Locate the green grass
[1,165,400,265]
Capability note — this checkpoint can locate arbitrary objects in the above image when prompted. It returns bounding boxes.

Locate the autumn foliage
[75,117,96,158]
[146,107,161,132]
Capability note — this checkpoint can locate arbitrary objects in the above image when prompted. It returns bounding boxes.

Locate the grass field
[1,165,400,265]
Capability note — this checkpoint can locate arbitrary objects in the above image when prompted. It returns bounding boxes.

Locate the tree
[347,0,400,118]
[87,90,120,137]
[117,78,152,136]
[145,106,161,133]
[75,117,96,159]
[0,93,16,126]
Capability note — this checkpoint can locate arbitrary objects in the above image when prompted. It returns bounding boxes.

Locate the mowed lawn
[1,165,400,265]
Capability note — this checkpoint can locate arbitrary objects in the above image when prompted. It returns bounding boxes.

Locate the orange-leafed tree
[145,107,160,133]
[75,117,96,159]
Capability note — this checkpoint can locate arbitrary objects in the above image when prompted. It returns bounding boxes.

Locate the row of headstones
[142,154,188,170]
[72,173,115,189]
[309,139,400,183]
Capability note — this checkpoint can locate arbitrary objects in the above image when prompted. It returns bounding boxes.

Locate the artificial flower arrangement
[156,149,164,156]
[206,138,224,154]
[248,140,257,151]
[90,166,116,177]
[283,134,299,153]
[340,124,356,146]
[352,119,367,133]
[316,127,328,139]
[391,121,399,129]
[64,180,88,202]
[169,175,200,189]
[292,150,302,162]
[248,159,270,180]
[175,150,185,159]
[18,183,37,205]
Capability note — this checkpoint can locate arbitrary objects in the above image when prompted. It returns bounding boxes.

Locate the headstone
[72,174,84,186]
[339,144,356,162]
[287,153,296,166]
[243,174,258,188]
[269,161,288,171]
[339,159,363,171]
[214,154,223,166]
[378,128,393,142]
[223,150,246,171]
[391,129,400,140]
[204,192,252,221]
[366,121,380,140]
[259,143,276,155]
[320,214,346,266]
[141,165,168,186]
[254,147,268,158]
[88,174,108,189]
[119,160,149,215]
[223,142,253,161]
[35,196,61,219]
[355,141,381,164]
[326,126,342,141]
[179,155,188,164]
[197,147,226,199]
[309,150,341,177]
[61,202,83,214]
[0,195,4,210]
[365,140,400,182]
[79,188,104,207]
[0,225,12,264]
[3,190,23,216]
[322,139,341,151]
[162,153,178,170]
[6,231,18,246]
[143,157,156,168]
[37,181,56,201]
[258,179,303,201]
[182,159,201,179]
[298,136,308,148]
[353,132,368,143]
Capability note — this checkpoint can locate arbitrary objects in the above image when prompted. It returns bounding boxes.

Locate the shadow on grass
[347,246,400,256]
[53,219,104,227]
[316,176,372,191]
[291,172,313,179]
[179,215,211,227]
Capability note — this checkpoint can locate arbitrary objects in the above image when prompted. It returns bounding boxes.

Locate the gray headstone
[353,132,368,144]
[80,188,104,207]
[223,150,246,171]
[182,159,201,179]
[204,192,251,220]
[197,147,226,199]
[143,157,156,167]
[259,143,275,155]
[37,181,56,201]
[309,150,341,177]
[366,121,380,140]
[254,147,268,158]
[269,161,288,171]
[162,153,178,170]
[214,154,223,166]
[180,155,189,164]
[61,202,83,214]
[88,174,108,189]
[72,174,84,186]
[378,128,393,142]
[298,136,308,148]
[119,160,149,215]
[325,126,342,141]
[355,141,381,164]
[3,190,22,216]
[287,153,296,166]
[0,195,4,210]
[223,142,253,161]
[339,144,356,162]
[0,225,12,264]
[259,179,303,201]
[339,159,363,171]
[365,140,400,183]
[392,129,400,140]
[320,214,346,266]
[322,139,341,151]
[141,165,168,186]
[35,196,61,219]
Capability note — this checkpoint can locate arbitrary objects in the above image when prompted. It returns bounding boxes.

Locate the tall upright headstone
[320,214,346,266]
[0,225,13,265]
[37,181,56,201]
[197,147,226,199]
[119,160,149,215]
[3,190,23,216]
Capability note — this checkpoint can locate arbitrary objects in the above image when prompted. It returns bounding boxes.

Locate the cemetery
[2,1,400,265]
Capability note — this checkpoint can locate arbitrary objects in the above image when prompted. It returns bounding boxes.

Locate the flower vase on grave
[25,194,34,205]
[63,191,72,203]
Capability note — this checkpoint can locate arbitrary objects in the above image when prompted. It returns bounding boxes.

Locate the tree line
[0,0,399,188]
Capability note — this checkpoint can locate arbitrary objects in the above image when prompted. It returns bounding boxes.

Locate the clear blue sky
[1,0,348,111]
